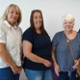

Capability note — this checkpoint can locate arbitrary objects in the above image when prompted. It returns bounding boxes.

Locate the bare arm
[52,48,57,64]
[52,48,60,76]
[0,43,21,74]
[23,40,52,68]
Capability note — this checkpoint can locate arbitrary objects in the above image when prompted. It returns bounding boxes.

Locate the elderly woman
[52,14,80,80]
[0,4,22,80]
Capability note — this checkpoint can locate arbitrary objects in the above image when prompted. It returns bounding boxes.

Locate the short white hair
[63,14,75,23]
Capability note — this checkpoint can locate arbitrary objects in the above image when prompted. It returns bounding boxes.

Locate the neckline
[63,31,78,41]
[35,32,44,35]
[4,20,17,28]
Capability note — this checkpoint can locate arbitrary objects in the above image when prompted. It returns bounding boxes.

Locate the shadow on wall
[19,69,27,80]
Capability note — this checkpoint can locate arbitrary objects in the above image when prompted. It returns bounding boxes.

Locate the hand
[11,66,22,74]
[17,66,22,74]
[54,63,60,76]
[73,60,80,69]
[43,60,52,68]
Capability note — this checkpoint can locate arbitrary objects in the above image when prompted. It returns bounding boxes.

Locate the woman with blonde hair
[52,14,80,80]
[0,4,22,80]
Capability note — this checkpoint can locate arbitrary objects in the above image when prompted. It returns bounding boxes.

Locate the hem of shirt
[23,67,51,71]
[0,65,9,69]
[60,69,75,72]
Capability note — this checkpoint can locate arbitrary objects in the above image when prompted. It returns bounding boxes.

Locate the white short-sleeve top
[0,20,22,68]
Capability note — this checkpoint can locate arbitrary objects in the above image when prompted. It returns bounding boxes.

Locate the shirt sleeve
[22,28,34,44]
[52,33,60,48]
[0,23,6,43]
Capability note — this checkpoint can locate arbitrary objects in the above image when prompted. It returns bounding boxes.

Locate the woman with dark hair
[22,10,53,80]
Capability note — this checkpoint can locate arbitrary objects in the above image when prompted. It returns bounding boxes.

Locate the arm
[0,43,21,74]
[52,48,60,76]
[52,48,57,64]
[23,40,52,68]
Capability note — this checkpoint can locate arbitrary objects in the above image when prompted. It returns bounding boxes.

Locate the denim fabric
[24,69,53,80]
[58,71,76,80]
[0,67,19,80]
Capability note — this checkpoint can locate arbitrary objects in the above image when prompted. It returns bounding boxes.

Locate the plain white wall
[0,0,80,80]
[0,0,80,38]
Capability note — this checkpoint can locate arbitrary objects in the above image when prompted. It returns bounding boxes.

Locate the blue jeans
[0,67,19,80]
[58,71,76,80]
[24,69,53,80]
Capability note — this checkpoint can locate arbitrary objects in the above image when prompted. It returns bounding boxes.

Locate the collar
[3,20,17,29]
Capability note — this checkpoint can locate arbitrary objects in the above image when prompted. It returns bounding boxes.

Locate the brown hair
[1,4,22,26]
[30,10,45,33]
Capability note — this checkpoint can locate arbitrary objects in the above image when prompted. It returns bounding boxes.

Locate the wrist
[11,65,17,70]
[54,62,58,66]
[42,59,47,64]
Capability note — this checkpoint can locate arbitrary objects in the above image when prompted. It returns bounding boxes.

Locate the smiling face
[33,12,42,30]
[7,6,19,26]
[63,20,74,32]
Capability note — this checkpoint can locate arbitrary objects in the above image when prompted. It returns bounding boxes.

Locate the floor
[19,69,27,80]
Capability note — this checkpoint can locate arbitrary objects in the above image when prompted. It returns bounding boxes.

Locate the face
[7,6,19,26]
[63,20,74,32]
[33,12,42,29]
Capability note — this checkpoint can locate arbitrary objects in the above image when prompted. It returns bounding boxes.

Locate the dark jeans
[0,67,19,80]
[77,77,80,80]
[58,71,76,80]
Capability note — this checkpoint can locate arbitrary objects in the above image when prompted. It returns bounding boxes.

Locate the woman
[77,29,80,80]
[22,10,53,80]
[52,14,80,80]
[0,4,22,80]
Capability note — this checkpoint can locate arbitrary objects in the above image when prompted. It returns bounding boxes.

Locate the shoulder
[0,21,10,31]
[52,31,63,43]
[22,27,34,42]
[78,29,80,33]
[23,27,34,35]
[17,26,22,33]
[0,21,5,27]
[45,31,50,36]
[18,26,22,30]
[0,21,7,32]
[54,31,63,38]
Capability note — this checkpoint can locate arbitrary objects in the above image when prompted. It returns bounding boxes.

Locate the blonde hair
[63,14,75,23]
[1,4,22,25]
